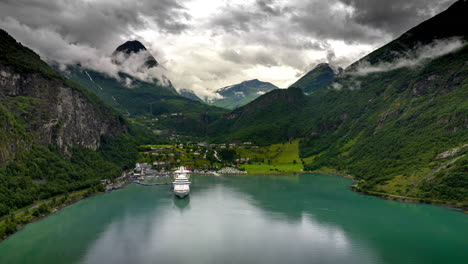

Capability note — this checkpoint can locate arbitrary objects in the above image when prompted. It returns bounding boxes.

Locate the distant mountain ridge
[209,87,307,144]
[58,40,225,135]
[61,39,180,110]
[290,63,342,94]
[178,89,204,102]
[209,79,279,109]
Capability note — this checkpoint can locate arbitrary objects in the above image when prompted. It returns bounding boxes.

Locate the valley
[0,0,467,257]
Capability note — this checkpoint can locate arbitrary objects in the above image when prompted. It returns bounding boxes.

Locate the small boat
[173,167,191,198]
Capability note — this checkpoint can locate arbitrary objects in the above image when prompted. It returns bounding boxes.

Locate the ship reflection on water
[173,196,190,211]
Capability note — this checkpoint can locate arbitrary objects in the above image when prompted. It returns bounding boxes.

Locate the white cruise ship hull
[174,190,189,198]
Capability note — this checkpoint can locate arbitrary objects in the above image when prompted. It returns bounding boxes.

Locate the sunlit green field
[238,140,303,174]
[240,164,303,174]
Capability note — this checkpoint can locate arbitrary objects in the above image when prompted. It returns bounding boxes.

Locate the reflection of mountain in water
[2,175,466,264]
[82,182,374,264]
[224,174,468,264]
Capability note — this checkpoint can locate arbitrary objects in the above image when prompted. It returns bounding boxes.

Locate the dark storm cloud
[0,0,191,84]
[198,0,457,94]
[0,0,458,96]
[288,0,384,44]
[338,0,454,37]
[210,0,289,34]
[210,7,266,34]
[0,0,190,51]
[210,0,456,45]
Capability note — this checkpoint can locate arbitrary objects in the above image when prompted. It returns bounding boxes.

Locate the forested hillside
[208,87,311,145]
[0,29,159,217]
[290,63,340,94]
[209,0,468,206]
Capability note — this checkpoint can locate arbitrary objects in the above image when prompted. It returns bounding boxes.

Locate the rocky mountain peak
[114,40,147,54]
[290,62,339,93]
[112,40,158,68]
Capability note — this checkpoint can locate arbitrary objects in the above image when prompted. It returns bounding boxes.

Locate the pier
[132,181,172,186]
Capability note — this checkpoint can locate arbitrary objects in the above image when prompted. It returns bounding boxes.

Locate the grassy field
[140,144,174,148]
[238,140,304,174]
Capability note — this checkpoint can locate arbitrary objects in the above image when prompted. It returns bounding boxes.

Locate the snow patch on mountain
[234,91,245,97]
[85,71,93,82]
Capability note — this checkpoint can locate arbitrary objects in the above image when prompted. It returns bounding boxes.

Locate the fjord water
[0,174,466,264]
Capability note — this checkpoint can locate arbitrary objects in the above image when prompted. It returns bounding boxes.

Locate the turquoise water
[0,174,466,264]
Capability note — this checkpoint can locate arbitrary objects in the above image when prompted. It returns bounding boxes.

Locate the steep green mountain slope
[300,47,468,206]
[290,63,341,94]
[208,87,311,145]
[209,0,468,206]
[0,29,158,218]
[59,41,226,136]
[209,79,279,109]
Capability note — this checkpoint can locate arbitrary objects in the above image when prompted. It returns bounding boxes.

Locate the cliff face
[0,31,127,165]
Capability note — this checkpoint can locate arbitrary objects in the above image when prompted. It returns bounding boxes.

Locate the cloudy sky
[0,0,455,97]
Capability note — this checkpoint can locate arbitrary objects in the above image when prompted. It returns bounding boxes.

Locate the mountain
[0,29,154,217]
[209,0,468,206]
[112,40,158,68]
[348,0,468,68]
[59,41,226,136]
[208,79,279,109]
[0,29,129,164]
[178,89,204,102]
[208,87,308,145]
[290,63,341,94]
[114,40,151,55]
[61,39,178,114]
[61,65,177,114]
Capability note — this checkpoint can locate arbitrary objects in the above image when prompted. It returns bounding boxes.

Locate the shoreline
[0,180,132,242]
[2,170,466,243]
[352,187,468,212]
[243,170,468,212]
[306,170,468,212]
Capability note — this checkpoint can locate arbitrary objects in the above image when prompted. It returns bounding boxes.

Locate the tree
[218,149,236,162]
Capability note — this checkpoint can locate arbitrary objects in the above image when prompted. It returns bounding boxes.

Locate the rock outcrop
[0,29,128,165]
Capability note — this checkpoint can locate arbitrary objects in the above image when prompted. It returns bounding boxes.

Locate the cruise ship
[173,167,191,198]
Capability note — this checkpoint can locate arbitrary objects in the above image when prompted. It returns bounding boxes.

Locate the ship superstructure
[173,167,191,198]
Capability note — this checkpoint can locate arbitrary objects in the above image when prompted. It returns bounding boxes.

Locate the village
[100,139,304,191]
[136,141,259,173]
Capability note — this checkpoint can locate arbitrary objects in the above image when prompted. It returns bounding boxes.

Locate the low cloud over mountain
[0,0,456,98]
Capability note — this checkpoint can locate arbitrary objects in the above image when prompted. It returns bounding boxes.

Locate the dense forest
[0,126,161,218]
[0,29,164,220]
